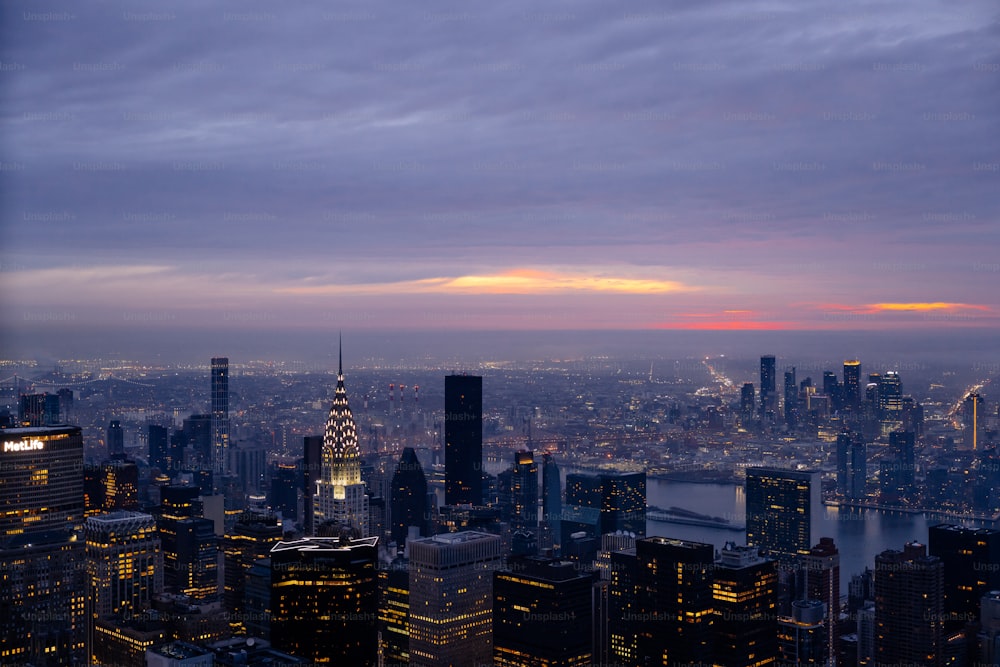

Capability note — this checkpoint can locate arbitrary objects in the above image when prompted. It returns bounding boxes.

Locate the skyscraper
[157,485,218,602]
[315,343,369,537]
[445,374,483,506]
[107,419,124,458]
[84,511,163,663]
[745,467,821,557]
[850,438,868,501]
[564,471,645,539]
[760,355,777,420]
[636,536,715,666]
[509,449,539,533]
[269,535,379,666]
[741,382,756,427]
[211,357,230,477]
[0,425,87,665]
[784,366,798,427]
[836,429,851,495]
[378,556,410,667]
[541,452,561,550]
[222,513,283,633]
[712,543,778,667]
[843,360,862,411]
[390,447,429,545]
[302,434,323,535]
[493,556,595,666]
[408,531,501,667]
[801,537,840,666]
[874,541,944,667]
[777,599,826,665]
[149,423,170,471]
[928,524,1000,632]
[880,430,915,505]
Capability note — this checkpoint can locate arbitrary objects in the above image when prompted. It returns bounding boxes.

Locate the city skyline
[2,0,999,355]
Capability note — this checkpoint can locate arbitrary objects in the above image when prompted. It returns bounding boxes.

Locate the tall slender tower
[315,339,369,537]
[843,360,861,411]
[210,357,229,477]
[760,355,776,421]
[445,375,483,506]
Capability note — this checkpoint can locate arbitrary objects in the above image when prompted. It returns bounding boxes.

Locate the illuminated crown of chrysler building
[315,336,369,536]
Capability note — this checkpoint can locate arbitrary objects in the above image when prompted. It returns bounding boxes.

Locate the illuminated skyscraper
[712,543,778,667]
[157,485,218,602]
[636,536,715,666]
[222,513,283,633]
[778,599,826,665]
[877,371,903,429]
[928,524,1000,633]
[965,392,985,451]
[493,556,595,666]
[509,449,539,533]
[745,467,821,557]
[84,511,163,663]
[760,355,777,420]
[0,425,87,665]
[211,357,230,477]
[564,471,645,539]
[874,541,944,667]
[445,374,483,506]
[270,535,379,666]
[315,342,369,537]
[408,531,501,667]
[378,556,410,667]
[390,447,428,545]
[843,360,862,411]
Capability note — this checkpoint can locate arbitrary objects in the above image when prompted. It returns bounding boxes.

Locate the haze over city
[2,0,999,363]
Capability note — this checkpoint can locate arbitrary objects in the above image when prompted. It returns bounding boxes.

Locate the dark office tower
[510,449,539,533]
[822,371,841,412]
[608,547,639,665]
[445,374,483,506]
[379,556,410,667]
[183,414,213,466]
[928,524,1000,632]
[745,467,821,557]
[741,382,756,426]
[979,591,1000,666]
[802,537,840,666]
[564,472,646,539]
[843,360,862,410]
[223,513,283,633]
[84,511,162,663]
[777,599,826,665]
[302,435,323,535]
[874,541,945,667]
[712,543,778,667]
[760,355,777,419]
[390,447,429,545]
[784,367,798,427]
[902,397,924,438]
[157,485,218,601]
[149,424,169,471]
[244,557,272,639]
[408,531,501,667]
[850,438,868,501]
[635,537,715,666]
[966,392,985,450]
[493,556,595,667]
[108,419,125,458]
[211,357,230,477]
[17,392,46,426]
[836,430,851,495]
[1,426,87,666]
[880,430,915,504]
[270,462,298,520]
[270,536,379,666]
[541,452,561,549]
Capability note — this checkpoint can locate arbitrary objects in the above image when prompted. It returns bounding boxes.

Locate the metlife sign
[3,438,46,453]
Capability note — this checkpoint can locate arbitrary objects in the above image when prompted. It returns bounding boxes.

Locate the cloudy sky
[2,0,999,356]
